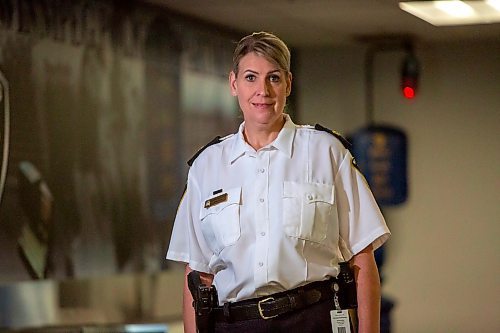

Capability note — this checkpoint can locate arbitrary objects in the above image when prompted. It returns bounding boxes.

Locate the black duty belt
[212,278,339,322]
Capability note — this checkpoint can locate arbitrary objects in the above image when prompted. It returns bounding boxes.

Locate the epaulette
[314,124,351,150]
[187,136,222,166]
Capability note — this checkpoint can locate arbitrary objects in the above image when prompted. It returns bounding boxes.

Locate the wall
[0,2,238,329]
[0,0,239,284]
[296,40,500,333]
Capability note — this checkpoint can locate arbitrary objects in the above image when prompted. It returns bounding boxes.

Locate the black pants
[214,298,336,333]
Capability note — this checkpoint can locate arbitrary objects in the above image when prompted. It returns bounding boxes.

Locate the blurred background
[0,1,499,332]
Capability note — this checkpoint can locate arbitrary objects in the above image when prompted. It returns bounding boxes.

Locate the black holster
[336,262,359,332]
[337,261,358,309]
[187,271,218,333]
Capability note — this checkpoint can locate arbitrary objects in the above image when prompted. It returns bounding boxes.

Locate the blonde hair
[232,32,291,77]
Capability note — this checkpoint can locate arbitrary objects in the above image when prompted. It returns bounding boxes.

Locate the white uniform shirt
[167,114,390,304]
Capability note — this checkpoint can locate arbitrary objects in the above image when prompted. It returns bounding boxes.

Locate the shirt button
[258,262,264,267]
[258,168,265,173]
[260,232,266,236]
[259,198,265,203]
[307,194,313,200]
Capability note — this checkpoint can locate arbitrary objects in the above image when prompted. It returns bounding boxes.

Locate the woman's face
[230,52,292,129]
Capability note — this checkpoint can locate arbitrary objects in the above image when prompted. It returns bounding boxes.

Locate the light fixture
[401,52,419,100]
[434,1,475,18]
[486,0,500,12]
[399,1,500,26]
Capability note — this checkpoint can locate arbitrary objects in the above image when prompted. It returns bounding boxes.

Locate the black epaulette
[314,124,351,149]
[187,136,222,166]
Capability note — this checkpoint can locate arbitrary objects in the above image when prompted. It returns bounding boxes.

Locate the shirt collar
[272,114,295,158]
[229,123,250,164]
[229,114,296,164]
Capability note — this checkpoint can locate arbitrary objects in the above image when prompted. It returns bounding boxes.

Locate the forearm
[351,245,381,333]
[183,265,197,333]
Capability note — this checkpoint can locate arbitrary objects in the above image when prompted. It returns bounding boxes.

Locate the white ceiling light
[399,1,500,26]
[486,0,500,11]
[434,1,475,17]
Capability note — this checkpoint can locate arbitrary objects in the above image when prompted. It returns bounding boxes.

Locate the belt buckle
[257,297,278,319]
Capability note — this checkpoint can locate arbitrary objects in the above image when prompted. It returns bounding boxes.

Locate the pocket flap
[283,181,334,204]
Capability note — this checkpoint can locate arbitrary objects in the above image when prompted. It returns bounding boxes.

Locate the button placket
[254,150,270,283]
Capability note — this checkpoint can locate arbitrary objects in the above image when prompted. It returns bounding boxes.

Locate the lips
[252,102,273,109]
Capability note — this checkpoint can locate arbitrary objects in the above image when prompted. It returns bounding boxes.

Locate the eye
[244,74,256,82]
[269,74,281,83]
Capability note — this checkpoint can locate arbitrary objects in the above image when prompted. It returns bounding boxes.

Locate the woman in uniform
[167,31,390,333]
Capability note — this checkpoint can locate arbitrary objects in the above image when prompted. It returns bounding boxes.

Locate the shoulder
[313,123,351,149]
[187,134,234,166]
[296,123,351,150]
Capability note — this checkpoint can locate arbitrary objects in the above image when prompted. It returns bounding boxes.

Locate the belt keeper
[223,302,231,318]
[288,294,297,309]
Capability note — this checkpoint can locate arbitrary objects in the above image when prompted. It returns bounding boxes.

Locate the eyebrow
[243,69,282,75]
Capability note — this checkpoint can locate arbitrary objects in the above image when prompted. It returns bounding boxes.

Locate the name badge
[330,309,352,333]
[204,193,228,208]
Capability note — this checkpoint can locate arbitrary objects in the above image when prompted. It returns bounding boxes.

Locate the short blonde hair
[232,32,291,77]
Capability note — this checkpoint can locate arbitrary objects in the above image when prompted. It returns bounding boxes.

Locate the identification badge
[330,309,352,333]
[204,193,228,208]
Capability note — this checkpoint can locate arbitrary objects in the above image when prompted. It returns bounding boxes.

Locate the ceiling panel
[141,0,500,47]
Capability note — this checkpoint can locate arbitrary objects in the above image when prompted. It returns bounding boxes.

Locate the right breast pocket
[199,187,242,254]
[283,181,335,244]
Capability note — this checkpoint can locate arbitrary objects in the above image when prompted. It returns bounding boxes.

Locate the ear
[286,72,293,97]
[229,71,237,96]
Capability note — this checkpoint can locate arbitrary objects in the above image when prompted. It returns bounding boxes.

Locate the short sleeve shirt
[166,114,390,304]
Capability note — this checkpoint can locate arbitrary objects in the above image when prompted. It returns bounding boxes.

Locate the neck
[243,115,286,151]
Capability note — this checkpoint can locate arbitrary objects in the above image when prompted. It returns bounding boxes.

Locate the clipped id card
[330,309,352,333]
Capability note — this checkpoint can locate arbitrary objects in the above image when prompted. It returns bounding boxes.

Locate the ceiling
[142,0,500,48]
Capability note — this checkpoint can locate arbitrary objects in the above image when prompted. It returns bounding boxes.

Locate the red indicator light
[401,52,419,100]
[403,86,415,99]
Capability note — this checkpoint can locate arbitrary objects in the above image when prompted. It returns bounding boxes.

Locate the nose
[256,78,270,96]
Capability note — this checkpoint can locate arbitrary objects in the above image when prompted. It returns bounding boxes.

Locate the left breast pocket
[283,182,335,243]
[199,187,242,254]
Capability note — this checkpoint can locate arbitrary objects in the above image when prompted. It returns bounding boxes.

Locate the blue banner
[350,126,408,206]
